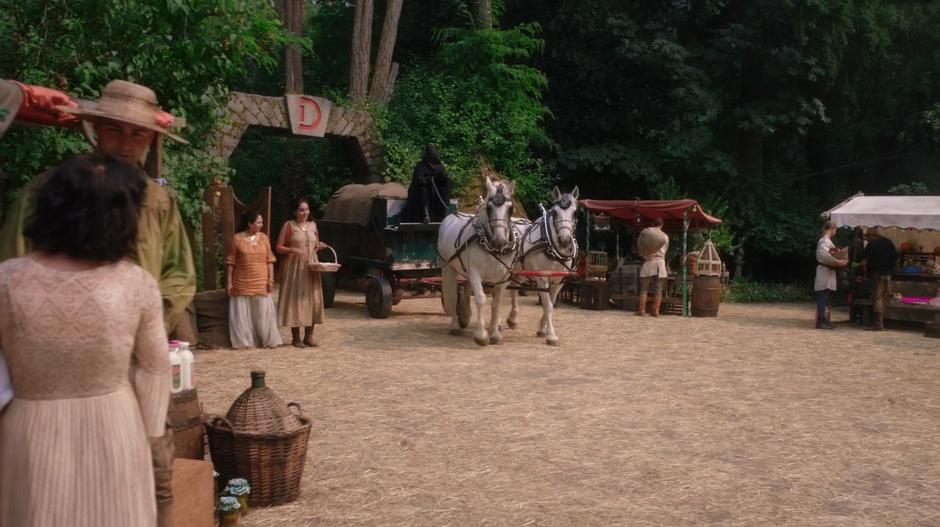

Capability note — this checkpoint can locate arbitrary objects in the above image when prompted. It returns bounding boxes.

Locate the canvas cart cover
[823,194,940,231]
[322,183,407,225]
[579,199,722,230]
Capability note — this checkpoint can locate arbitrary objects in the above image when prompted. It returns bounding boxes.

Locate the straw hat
[57,80,187,144]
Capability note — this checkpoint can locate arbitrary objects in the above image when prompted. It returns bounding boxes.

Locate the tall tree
[278,0,306,94]
[349,0,374,101]
[478,0,493,28]
[369,0,404,102]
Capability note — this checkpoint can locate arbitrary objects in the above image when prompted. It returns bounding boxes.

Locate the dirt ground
[196,292,940,527]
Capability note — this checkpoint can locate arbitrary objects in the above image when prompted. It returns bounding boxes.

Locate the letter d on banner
[285,94,332,137]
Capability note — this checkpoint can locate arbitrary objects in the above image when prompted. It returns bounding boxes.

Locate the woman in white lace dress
[0,154,169,527]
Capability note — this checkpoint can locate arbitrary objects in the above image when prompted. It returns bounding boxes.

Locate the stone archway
[208,91,384,182]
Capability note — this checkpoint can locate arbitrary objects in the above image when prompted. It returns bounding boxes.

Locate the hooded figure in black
[403,145,453,223]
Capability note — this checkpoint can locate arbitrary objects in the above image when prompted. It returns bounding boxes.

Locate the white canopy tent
[823,193,940,230]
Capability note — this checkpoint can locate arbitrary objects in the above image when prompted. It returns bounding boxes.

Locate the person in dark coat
[861,228,897,331]
[404,145,452,223]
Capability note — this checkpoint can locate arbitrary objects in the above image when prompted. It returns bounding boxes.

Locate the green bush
[0,0,293,220]
[722,278,812,303]
[372,18,551,212]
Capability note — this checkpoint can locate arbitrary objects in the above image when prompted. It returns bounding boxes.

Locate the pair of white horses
[437,177,580,346]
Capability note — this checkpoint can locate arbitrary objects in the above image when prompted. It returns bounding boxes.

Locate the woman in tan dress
[276,197,327,347]
[226,210,282,349]
[0,154,169,527]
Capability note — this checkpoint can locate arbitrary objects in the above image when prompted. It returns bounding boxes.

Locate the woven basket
[308,245,341,273]
[206,371,312,507]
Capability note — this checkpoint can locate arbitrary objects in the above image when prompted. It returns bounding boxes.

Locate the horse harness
[518,204,579,274]
[443,193,519,282]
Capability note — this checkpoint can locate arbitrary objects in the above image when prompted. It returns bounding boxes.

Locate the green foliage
[723,278,813,303]
[503,0,940,276]
[374,14,551,211]
[888,182,930,196]
[0,0,292,225]
[227,128,354,223]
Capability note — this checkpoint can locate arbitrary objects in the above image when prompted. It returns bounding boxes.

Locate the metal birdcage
[696,240,722,277]
[585,250,609,280]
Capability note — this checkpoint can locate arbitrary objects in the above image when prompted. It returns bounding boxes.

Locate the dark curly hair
[240,209,262,232]
[24,154,145,263]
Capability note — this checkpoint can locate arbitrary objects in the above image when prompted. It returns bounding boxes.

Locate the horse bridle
[537,203,577,264]
[475,193,518,256]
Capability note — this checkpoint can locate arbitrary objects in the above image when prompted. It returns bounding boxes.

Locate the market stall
[822,193,940,335]
[577,199,723,316]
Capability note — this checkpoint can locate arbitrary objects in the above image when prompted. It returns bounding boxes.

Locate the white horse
[438,177,518,346]
[507,186,579,346]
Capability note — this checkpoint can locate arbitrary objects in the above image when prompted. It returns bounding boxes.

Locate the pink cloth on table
[901,296,932,305]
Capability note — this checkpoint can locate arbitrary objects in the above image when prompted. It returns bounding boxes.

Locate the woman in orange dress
[226,210,282,348]
[276,197,327,347]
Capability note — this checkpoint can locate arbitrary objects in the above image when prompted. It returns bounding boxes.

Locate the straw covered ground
[196,292,940,526]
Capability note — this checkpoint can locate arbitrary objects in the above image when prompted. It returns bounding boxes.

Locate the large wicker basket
[206,371,312,507]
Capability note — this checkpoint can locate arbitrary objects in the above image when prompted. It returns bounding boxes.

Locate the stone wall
[208,91,383,182]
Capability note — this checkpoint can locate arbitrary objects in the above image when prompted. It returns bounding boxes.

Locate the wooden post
[201,179,225,291]
[682,210,689,316]
[143,135,163,180]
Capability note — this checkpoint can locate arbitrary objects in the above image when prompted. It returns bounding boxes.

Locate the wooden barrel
[169,388,205,460]
[691,276,721,317]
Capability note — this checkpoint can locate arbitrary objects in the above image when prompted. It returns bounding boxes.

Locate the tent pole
[586,210,591,253]
[682,210,689,317]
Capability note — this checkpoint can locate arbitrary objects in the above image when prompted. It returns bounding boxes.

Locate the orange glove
[11,81,81,128]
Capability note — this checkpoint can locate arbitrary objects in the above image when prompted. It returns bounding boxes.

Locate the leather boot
[303,326,318,347]
[635,293,647,316]
[291,327,303,347]
[651,294,662,317]
[423,205,431,224]
[867,313,884,331]
[151,426,175,527]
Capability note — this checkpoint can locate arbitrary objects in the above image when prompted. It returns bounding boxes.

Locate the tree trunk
[280,0,305,94]
[478,0,493,29]
[349,0,374,101]
[369,0,404,103]
[383,62,400,103]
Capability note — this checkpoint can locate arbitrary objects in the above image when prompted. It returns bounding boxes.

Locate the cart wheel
[457,283,471,329]
[321,272,336,309]
[392,287,404,306]
[366,275,393,319]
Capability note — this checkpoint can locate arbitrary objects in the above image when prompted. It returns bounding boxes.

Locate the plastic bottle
[178,341,195,390]
[168,342,183,394]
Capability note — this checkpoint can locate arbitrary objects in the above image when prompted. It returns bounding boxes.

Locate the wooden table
[853,298,940,337]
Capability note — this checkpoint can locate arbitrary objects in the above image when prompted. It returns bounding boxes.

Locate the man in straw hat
[0,79,195,527]
[636,217,670,317]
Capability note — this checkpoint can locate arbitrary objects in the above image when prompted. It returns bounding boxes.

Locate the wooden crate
[579,280,610,310]
[172,458,215,527]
